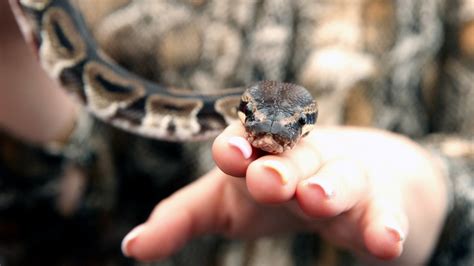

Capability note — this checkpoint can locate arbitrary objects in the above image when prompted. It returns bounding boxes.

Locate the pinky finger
[361,196,409,260]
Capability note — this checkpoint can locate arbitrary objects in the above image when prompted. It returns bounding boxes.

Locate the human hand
[121,123,448,265]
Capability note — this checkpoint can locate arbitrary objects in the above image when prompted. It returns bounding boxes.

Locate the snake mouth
[246,132,296,154]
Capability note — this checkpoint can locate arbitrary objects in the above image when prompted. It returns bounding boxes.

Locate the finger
[361,189,408,260]
[212,122,259,177]
[245,136,324,204]
[295,158,368,218]
[121,168,234,262]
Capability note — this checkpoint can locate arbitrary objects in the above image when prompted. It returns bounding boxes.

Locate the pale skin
[0,1,77,145]
[121,123,448,265]
[1,3,448,264]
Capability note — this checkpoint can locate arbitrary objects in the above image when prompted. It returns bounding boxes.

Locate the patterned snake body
[13,0,317,151]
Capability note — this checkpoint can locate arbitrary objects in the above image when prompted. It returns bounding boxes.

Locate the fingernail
[228,136,252,159]
[262,160,291,185]
[304,177,335,198]
[121,224,146,257]
[384,217,405,242]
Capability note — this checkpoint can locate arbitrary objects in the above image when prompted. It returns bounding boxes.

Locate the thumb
[121,168,231,262]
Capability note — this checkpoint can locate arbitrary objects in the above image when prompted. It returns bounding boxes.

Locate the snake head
[238,81,318,154]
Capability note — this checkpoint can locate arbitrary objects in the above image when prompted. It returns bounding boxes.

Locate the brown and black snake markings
[239,81,318,153]
[13,0,318,153]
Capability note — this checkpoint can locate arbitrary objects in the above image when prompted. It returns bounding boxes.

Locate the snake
[11,0,318,153]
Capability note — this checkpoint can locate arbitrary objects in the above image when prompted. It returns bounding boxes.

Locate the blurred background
[0,0,473,265]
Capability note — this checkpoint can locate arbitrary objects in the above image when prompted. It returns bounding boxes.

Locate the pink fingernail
[121,224,146,257]
[384,217,405,242]
[262,160,290,185]
[228,136,252,159]
[304,177,335,198]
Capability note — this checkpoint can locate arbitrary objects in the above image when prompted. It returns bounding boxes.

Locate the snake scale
[12,0,318,153]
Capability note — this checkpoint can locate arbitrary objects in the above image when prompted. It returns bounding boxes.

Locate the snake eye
[239,101,252,116]
[298,115,307,126]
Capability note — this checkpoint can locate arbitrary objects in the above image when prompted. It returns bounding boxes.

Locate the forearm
[0,2,77,144]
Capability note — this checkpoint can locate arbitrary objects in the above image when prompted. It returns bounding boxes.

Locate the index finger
[212,122,260,177]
